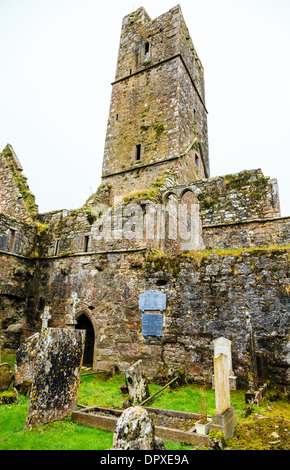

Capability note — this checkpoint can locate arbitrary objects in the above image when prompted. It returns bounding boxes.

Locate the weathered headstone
[125,360,149,403]
[0,363,13,392]
[214,353,230,415]
[210,352,238,439]
[212,337,237,390]
[0,387,18,405]
[25,327,85,429]
[14,333,39,387]
[112,406,165,450]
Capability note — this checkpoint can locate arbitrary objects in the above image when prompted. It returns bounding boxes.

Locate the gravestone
[210,352,237,439]
[139,290,166,338]
[25,327,85,429]
[0,363,13,392]
[112,406,165,450]
[212,337,237,390]
[125,360,149,403]
[214,353,230,415]
[14,333,39,387]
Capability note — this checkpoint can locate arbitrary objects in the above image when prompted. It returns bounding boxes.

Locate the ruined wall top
[0,144,38,223]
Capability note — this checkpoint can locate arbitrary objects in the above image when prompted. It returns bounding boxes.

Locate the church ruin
[0,6,289,389]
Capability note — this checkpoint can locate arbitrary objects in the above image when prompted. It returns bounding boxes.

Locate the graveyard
[0,4,289,453]
[0,348,289,451]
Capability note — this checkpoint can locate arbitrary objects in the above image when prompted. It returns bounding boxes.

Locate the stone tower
[101,5,209,200]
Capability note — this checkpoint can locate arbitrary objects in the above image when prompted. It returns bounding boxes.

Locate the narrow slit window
[145,42,150,55]
[54,239,60,256]
[116,113,119,121]
[136,144,142,161]
[9,229,16,252]
[83,235,90,253]
[195,153,199,169]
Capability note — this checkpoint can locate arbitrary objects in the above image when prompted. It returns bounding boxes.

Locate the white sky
[0,0,289,216]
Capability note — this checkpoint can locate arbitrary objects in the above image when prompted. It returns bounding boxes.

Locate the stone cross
[213,352,231,415]
[40,306,51,329]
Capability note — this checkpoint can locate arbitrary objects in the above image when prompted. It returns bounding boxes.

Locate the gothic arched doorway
[76,313,95,368]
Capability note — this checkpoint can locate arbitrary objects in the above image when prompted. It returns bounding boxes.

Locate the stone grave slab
[142,313,163,338]
[25,327,85,429]
[125,360,149,403]
[139,290,166,311]
[14,333,39,387]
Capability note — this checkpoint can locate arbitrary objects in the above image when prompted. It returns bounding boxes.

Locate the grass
[0,353,289,450]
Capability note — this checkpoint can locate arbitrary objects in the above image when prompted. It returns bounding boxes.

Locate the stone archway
[179,189,201,251]
[75,313,95,368]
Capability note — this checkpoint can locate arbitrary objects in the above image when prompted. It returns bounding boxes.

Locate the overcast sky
[0,0,289,216]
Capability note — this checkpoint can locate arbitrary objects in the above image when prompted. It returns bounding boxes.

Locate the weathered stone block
[0,387,18,405]
[0,363,13,392]
[25,327,85,429]
[112,406,165,450]
[126,360,149,403]
[14,333,39,386]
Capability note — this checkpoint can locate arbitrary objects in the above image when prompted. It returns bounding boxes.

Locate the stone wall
[203,216,290,250]
[0,213,37,257]
[0,145,38,223]
[30,246,289,388]
[0,212,39,351]
[164,169,281,226]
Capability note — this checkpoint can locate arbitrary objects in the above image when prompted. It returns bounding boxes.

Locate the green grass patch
[1,354,289,450]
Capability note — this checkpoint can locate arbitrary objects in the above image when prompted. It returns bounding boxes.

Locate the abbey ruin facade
[0,6,289,388]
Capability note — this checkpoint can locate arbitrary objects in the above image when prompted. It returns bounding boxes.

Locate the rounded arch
[179,189,202,251]
[75,312,96,368]
[162,190,179,204]
[179,187,197,201]
[164,192,178,252]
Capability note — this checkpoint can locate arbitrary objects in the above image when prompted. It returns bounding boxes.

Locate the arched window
[164,193,178,253]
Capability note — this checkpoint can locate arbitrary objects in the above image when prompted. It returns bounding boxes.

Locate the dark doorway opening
[76,314,95,367]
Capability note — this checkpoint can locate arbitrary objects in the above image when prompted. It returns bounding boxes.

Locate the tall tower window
[136,144,142,161]
[9,229,16,252]
[195,153,199,169]
[145,42,150,55]
[54,239,60,256]
[83,235,90,253]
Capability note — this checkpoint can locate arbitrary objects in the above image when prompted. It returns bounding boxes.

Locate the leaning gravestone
[112,406,165,450]
[210,352,238,439]
[25,327,85,429]
[126,360,149,404]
